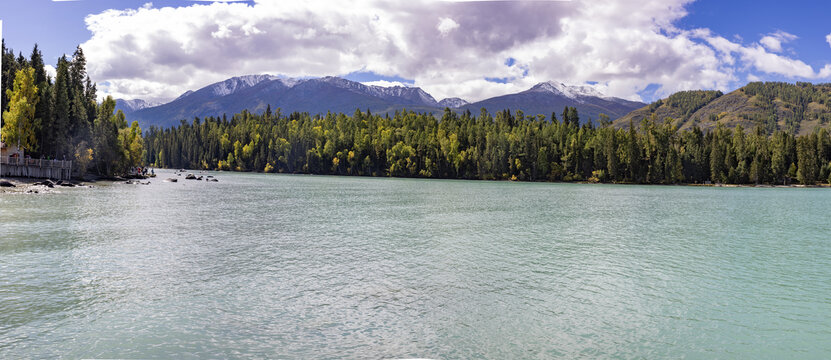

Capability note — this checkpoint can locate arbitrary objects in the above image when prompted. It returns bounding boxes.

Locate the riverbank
[153,167,831,189]
[0,176,90,194]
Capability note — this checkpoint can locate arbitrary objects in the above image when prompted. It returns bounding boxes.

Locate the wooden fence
[0,156,73,181]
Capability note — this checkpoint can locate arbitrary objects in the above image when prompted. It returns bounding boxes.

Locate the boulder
[0,180,16,187]
[185,173,197,180]
[164,178,178,183]
[209,178,219,182]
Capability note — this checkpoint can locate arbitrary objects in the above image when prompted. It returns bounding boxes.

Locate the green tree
[796,135,818,184]
[2,67,39,152]
[92,96,122,175]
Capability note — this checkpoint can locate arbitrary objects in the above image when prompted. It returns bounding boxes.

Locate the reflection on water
[1,170,830,358]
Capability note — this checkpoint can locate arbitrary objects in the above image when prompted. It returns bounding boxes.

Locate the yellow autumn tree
[2,67,39,152]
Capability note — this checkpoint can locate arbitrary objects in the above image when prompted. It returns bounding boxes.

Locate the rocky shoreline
[0,177,90,194]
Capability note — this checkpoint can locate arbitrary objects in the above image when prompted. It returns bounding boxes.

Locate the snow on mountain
[370,86,438,107]
[174,90,195,101]
[209,74,279,97]
[126,75,645,129]
[526,81,605,102]
[318,76,438,106]
[114,98,161,114]
[438,97,470,108]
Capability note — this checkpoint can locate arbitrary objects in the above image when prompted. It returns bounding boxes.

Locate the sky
[1,0,830,104]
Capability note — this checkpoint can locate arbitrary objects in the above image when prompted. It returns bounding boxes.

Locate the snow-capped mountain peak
[438,97,470,108]
[209,74,280,96]
[114,98,161,114]
[527,81,605,100]
[316,76,438,106]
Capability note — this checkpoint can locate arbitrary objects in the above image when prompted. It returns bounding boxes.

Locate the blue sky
[3,0,239,63]
[680,0,831,72]
[1,0,829,103]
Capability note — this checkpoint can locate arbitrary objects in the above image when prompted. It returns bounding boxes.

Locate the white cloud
[739,44,817,78]
[44,64,57,80]
[361,80,410,88]
[820,64,831,79]
[82,0,831,104]
[759,37,781,52]
[698,30,831,80]
[827,32,831,48]
[437,17,459,36]
[759,30,797,53]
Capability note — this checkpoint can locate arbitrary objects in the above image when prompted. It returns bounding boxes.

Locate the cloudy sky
[2,0,831,104]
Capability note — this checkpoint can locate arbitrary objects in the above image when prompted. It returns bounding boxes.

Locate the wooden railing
[0,156,73,180]
[1,156,72,169]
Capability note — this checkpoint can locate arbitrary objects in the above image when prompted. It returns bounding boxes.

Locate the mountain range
[116,75,646,129]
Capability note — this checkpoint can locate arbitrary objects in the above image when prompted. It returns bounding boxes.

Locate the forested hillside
[616,82,831,135]
[2,42,142,176]
[144,107,831,185]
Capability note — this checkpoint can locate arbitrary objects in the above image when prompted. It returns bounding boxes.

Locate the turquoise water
[1,171,830,358]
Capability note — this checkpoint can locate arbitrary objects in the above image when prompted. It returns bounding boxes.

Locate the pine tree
[2,40,21,113]
[30,44,52,157]
[49,56,72,158]
[796,135,818,184]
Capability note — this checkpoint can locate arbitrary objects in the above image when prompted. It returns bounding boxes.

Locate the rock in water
[164,178,178,183]
[0,180,16,187]
[185,173,197,180]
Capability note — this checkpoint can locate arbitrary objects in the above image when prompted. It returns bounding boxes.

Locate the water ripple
[1,173,830,358]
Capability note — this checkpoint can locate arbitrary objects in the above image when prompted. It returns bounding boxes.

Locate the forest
[144,106,831,185]
[2,42,142,177]
[741,82,831,134]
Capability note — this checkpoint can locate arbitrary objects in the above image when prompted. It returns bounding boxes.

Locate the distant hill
[119,75,645,129]
[457,81,645,124]
[615,82,831,135]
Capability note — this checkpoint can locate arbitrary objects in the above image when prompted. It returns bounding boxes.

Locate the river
[1,170,830,358]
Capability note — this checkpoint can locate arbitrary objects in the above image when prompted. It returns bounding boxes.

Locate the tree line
[2,41,142,176]
[649,90,723,118]
[144,106,831,185]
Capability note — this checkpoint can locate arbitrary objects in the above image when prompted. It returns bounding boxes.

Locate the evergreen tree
[49,56,72,158]
[796,135,818,184]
